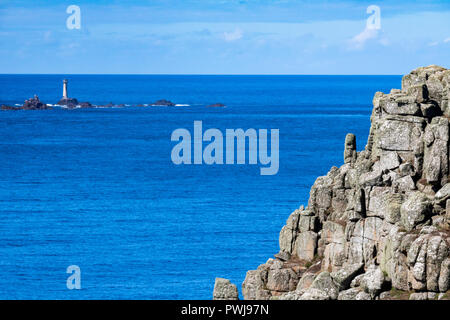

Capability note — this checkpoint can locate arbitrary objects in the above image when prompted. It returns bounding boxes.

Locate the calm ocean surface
[0,75,400,299]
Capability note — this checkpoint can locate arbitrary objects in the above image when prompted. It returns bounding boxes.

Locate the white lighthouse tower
[62,79,68,99]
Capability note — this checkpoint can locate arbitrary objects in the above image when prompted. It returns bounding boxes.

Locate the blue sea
[0,75,401,299]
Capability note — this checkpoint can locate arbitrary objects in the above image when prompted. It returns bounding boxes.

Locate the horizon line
[0,73,403,76]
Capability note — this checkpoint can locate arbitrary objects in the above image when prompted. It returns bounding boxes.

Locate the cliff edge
[214,65,450,300]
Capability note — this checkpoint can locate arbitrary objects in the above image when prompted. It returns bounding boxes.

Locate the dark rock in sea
[79,102,93,108]
[1,105,20,110]
[97,102,115,108]
[206,103,226,108]
[56,98,79,106]
[152,99,176,106]
[22,95,50,110]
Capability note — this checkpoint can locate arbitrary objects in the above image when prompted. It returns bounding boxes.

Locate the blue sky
[0,0,449,74]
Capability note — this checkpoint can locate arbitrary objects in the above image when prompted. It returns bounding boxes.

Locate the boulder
[331,263,364,290]
[409,292,428,300]
[400,192,432,231]
[213,278,239,300]
[299,288,330,300]
[266,267,298,292]
[360,266,387,297]
[242,269,267,300]
[304,271,339,300]
[355,291,372,300]
[337,288,361,300]
[296,272,315,294]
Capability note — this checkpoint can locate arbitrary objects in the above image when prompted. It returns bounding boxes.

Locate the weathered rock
[242,269,268,300]
[407,234,449,292]
[266,267,298,292]
[400,192,432,231]
[227,65,450,301]
[355,291,373,300]
[377,116,425,152]
[435,183,450,204]
[301,271,339,300]
[344,133,357,164]
[423,117,449,185]
[293,231,318,262]
[213,278,239,300]
[406,84,429,103]
[379,291,391,299]
[331,263,364,290]
[296,272,315,294]
[360,266,387,297]
[439,257,450,292]
[409,292,428,300]
[385,193,403,224]
[279,209,300,254]
[337,288,361,300]
[321,221,346,270]
[299,288,330,300]
[379,151,401,171]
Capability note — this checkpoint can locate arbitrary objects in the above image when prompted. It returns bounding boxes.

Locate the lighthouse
[62,79,68,99]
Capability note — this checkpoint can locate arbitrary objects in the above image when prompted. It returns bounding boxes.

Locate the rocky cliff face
[217,65,450,300]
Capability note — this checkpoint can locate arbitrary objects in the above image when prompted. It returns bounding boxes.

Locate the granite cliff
[213,65,450,300]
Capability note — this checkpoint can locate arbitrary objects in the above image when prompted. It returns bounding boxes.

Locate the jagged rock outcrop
[151,99,176,106]
[22,95,50,110]
[218,65,450,300]
[2,96,50,110]
[213,278,239,300]
[56,97,79,107]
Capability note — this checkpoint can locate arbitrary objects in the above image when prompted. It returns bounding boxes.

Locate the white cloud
[428,37,450,47]
[349,27,379,49]
[223,28,243,42]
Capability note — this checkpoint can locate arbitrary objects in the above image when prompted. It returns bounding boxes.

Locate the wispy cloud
[349,27,379,49]
[223,29,243,41]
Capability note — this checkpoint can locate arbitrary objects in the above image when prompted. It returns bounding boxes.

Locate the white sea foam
[175,104,190,107]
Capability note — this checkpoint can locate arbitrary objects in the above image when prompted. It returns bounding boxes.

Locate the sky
[0,0,449,74]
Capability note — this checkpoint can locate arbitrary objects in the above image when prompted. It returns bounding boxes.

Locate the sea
[0,74,401,299]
